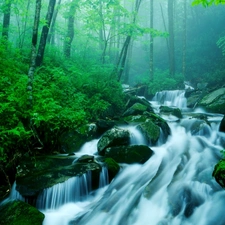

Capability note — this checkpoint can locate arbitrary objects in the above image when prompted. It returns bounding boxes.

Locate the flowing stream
[9,90,225,225]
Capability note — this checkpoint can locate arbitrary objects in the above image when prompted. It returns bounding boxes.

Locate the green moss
[0,200,44,225]
[104,158,120,175]
[137,120,160,144]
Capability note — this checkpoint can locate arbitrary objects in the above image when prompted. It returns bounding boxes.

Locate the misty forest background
[0,0,225,192]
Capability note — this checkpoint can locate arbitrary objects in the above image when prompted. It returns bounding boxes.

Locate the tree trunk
[182,0,187,80]
[27,0,42,109]
[47,0,62,45]
[64,0,76,58]
[160,3,169,60]
[36,0,56,66]
[2,0,12,40]
[114,0,142,81]
[149,0,154,81]
[168,0,175,77]
[19,0,31,49]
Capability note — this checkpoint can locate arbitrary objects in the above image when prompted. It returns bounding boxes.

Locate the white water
[152,90,187,110]
[8,90,225,225]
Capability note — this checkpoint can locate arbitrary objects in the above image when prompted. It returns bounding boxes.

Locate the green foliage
[192,0,225,6]
[147,70,184,96]
[0,41,126,165]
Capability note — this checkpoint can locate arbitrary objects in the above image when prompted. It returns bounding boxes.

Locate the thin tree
[149,0,154,81]
[47,0,62,45]
[27,0,42,109]
[36,0,56,66]
[182,0,187,79]
[19,0,31,49]
[64,0,77,58]
[115,0,142,81]
[168,0,175,77]
[2,0,12,40]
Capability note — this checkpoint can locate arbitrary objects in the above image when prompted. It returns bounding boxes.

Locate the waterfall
[67,118,224,225]
[9,89,225,225]
[36,171,92,210]
[99,166,109,188]
[152,90,187,108]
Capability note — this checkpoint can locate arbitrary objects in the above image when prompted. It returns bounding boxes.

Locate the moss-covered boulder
[104,158,120,181]
[160,106,182,119]
[125,95,153,111]
[0,200,44,225]
[123,103,150,117]
[105,145,153,164]
[96,119,115,135]
[199,88,225,114]
[137,120,160,145]
[16,156,101,198]
[219,115,225,133]
[97,127,130,155]
[213,159,225,188]
[123,114,149,124]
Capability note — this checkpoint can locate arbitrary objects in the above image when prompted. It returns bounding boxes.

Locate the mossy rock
[104,158,120,181]
[125,95,153,111]
[219,115,225,133]
[123,103,149,117]
[137,120,160,145]
[123,114,149,123]
[105,145,153,164]
[213,159,225,188]
[160,106,182,119]
[16,156,101,198]
[0,200,44,225]
[60,128,93,153]
[97,127,130,155]
[199,88,225,114]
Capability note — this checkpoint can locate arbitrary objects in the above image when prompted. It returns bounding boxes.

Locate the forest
[0,0,225,224]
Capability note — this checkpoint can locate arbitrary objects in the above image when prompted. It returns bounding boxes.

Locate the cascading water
[8,89,225,225]
[36,171,92,210]
[152,90,187,109]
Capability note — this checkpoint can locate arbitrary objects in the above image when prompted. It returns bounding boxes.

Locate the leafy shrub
[147,70,184,96]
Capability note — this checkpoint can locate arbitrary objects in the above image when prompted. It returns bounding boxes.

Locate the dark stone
[0,200,44,225]
[104,158,120,181]
[77,155,94,163]
[96,119,115,135]
[125,95,153,111]
[219,115,225,133]
[137,120,160,145]
[199,88,225,114]
[15,156,101,198]
[160,106,182,119]
[60,130,88,153]
[97,127,130,156]
[105,145,154,164]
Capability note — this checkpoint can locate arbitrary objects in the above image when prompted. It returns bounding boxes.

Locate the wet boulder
[199,87,225,114]
[160,106,182,119]
[96,119,115,135]
[16,156,101,198]
[137,120,160,145]
[104,158,120,181]
[125,95,153,111]
[0,200,45,225]
[123,103,149,117]
[97,127,130,155]
[105,145,153,164]
[219,115,225,133]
